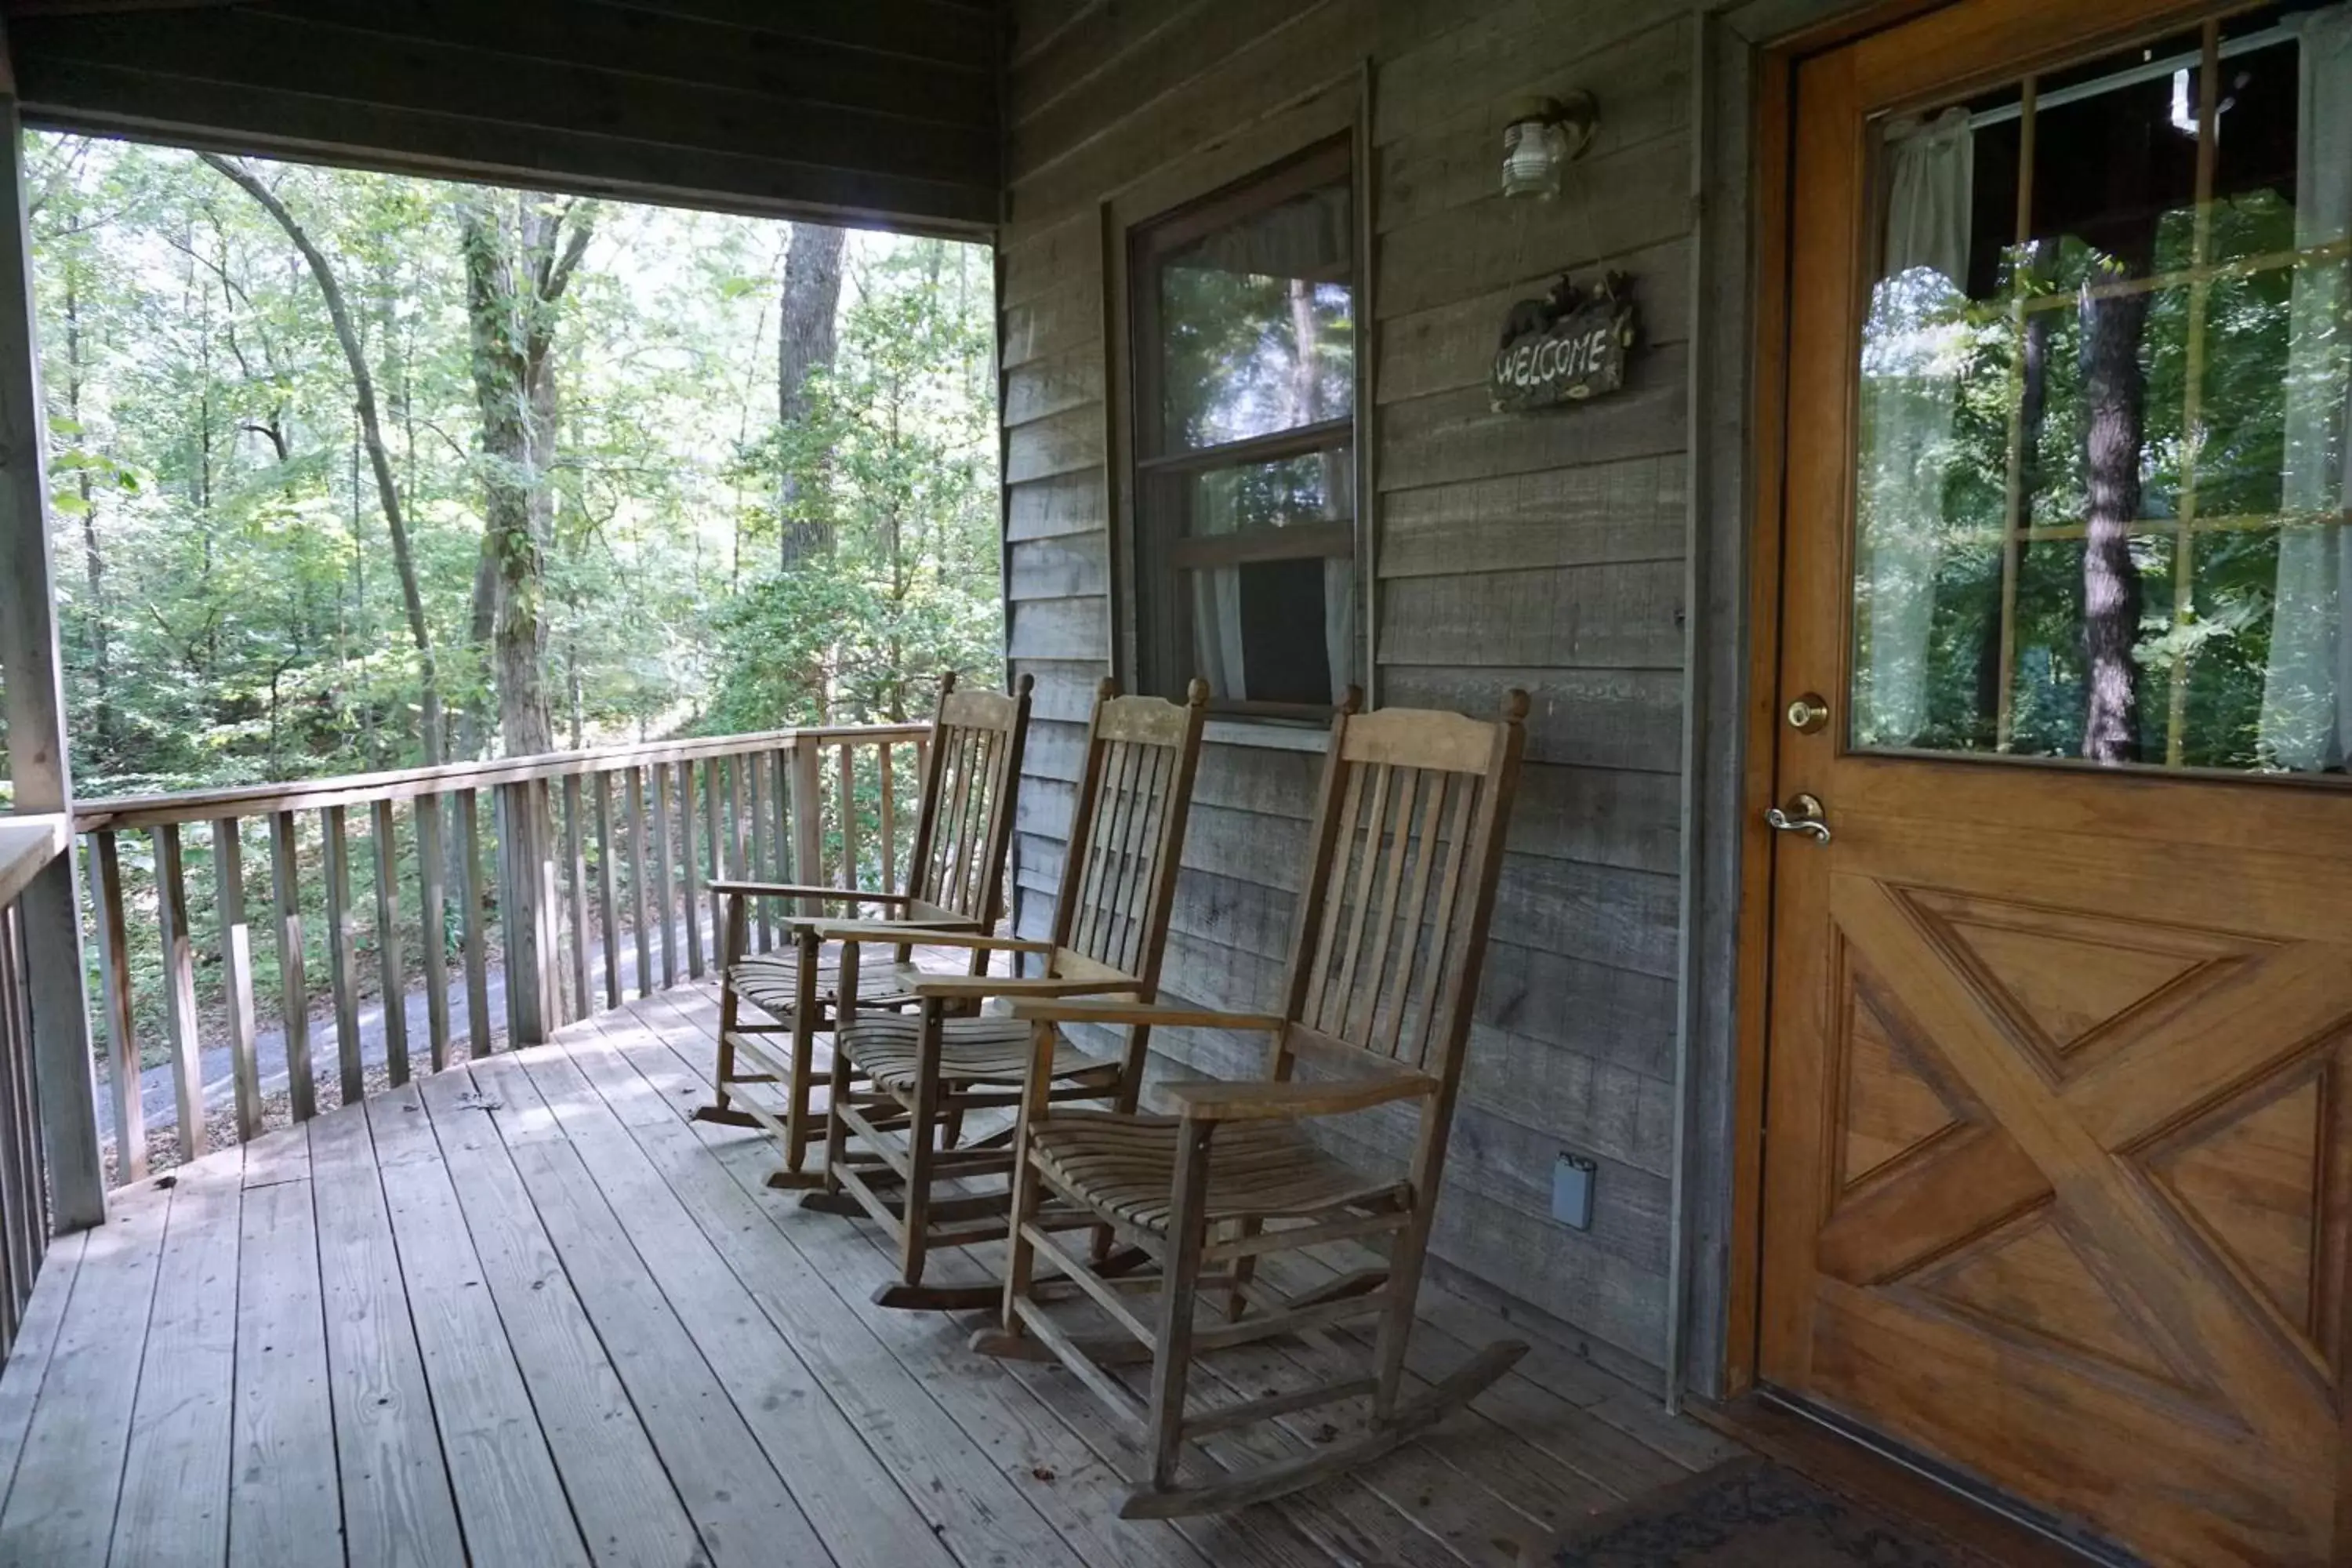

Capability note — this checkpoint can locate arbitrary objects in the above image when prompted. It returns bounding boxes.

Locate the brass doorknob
[1765,793,1832,844]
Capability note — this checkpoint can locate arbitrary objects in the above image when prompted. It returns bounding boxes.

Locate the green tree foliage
[19,136,1001,801]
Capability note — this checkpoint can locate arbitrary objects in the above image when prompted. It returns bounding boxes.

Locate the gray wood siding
[9,0,1001,236]
[1002,0,1701,1377]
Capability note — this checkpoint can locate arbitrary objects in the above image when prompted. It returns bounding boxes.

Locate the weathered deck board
[229,1166,341,1566]
[0,977,1732,1566]
[110,1156,241,1568]
[365,1085,590,1566]
[412,1064,707,1568]
[308,1095,470,1568]
[0,1179,169,1561]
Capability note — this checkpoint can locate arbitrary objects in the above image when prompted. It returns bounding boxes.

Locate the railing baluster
[702,757,724,976]
[323,804,362,1103]
[791,742,823,920]
[595,771,621,1011]
[654,763,677,990]
[679,760,704,980]
[371,799,408,1087]
[89,829,144,1181]
[214,818,262,1142]
[269,811,314,1120]
[721,756,746,949]
[416,793,452,1074]
[457,789,492,1058]
[561,776,591,1022]
[837,741,858,895]
[153,822,205,1160]
[877,742,895,896]
[746,753,772,953]
[626,765,652,1000]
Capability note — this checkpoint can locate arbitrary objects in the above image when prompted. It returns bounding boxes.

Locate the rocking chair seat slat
[1032,1113,1409,1233]
[730,951,926,1015]
[838,1015,1118,1092]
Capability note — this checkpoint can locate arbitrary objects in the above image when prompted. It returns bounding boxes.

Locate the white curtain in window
[1323,557,1354,704]
[1192,568,1248,699]
[2259,2,2352,772]
[1852,107,1973,747]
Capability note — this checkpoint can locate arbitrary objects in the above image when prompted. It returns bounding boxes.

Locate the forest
[11,134,1001,803]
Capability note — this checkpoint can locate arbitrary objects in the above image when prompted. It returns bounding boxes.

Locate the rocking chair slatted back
[1048,680,1210,1022]
[901,673,1033,935]
[1281,696,1528,1085]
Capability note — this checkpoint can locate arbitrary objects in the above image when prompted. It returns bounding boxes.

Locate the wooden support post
[88,831,143,1182]
[561,775,590,1022]
[153,824,205,1160]
[747,753,773,952]
[416,792,452,1073]
[268,810,314,1119]
[213,818,261,1142]
[594,771,621,1011]
[792,741,824,920]
[497,780,560,1046]
[837,742,858,894]
[371,800,408,1086]
[702,758,724,971]
[0,38,103,1227]
[456,789,492,1058]
[626,765,652,998]
[679,760,704,979]
[322,804,362,1103]
[654,762,677,990]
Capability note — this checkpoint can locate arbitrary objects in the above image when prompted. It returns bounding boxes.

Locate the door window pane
[1847,7,2352,774]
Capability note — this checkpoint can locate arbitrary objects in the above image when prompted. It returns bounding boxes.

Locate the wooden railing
[0,815,67,1355]
[71,724,926,1182]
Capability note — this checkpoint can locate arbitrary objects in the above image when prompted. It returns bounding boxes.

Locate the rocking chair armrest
[910,974,1141,1003]
[1163,1073,1437,1124]
[710,880,913,905]
[812,920,1046,951]
[1005,998,1289,1033]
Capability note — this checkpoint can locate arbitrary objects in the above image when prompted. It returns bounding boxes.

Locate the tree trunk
[200,153,445,766]
[64,271,109,763]
[1973,238,2060,740]
[2079,277,2150,764]
[457,190,595,760]
[777,223,844,571]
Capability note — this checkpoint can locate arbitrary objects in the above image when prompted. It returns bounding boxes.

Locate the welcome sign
[1490,272,1639,413]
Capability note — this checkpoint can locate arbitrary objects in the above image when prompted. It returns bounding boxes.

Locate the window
[1129,140,1358,715]
[1846,8,2352,775]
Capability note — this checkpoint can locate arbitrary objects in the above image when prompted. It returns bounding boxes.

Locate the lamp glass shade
[1501,118,1569,198]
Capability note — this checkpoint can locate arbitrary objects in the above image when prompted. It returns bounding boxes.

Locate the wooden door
[1759,2,2352,1563]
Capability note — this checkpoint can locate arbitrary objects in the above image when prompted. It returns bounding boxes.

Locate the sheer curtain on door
[2259,2,2352,773]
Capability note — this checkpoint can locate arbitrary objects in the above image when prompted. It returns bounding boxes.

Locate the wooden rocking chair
[973,691,1530,1518]
[695,671,1033,1187]
[800,678,1210,1311]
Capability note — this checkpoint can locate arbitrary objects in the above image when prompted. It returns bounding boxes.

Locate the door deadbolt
[1785,693,1831,733]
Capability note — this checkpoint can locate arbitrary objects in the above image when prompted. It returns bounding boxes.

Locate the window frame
[1105,99,1372,727]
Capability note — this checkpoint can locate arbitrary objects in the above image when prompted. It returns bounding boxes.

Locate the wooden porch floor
[0,980,1740,1568]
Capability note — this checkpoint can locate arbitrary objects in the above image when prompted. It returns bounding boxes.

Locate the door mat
[1537,1457,1991,1567]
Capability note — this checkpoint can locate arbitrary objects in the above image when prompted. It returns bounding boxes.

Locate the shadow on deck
[0,979,1740,1567]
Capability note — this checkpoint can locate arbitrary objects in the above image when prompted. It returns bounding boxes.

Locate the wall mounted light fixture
[1500,92,1599,199]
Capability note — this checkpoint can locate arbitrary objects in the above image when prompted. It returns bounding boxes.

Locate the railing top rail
[71,723,931,833]
[0,813,69,908]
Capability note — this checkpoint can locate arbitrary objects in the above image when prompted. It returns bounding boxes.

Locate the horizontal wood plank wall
[1002,0,1699,1378]
[8,0,1001,236]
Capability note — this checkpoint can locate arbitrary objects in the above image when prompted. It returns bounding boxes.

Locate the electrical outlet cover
[1553,1152,1596,1231]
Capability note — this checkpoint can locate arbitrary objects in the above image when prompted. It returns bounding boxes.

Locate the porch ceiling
[0,0,1004,237]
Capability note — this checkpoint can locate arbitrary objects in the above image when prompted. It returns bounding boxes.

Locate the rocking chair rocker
[975,690,1530,1518]
[695,670,1032,1187]
[803,677,1211,1310]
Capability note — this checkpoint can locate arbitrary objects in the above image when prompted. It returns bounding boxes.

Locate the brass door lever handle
[1765,793,1832,844]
